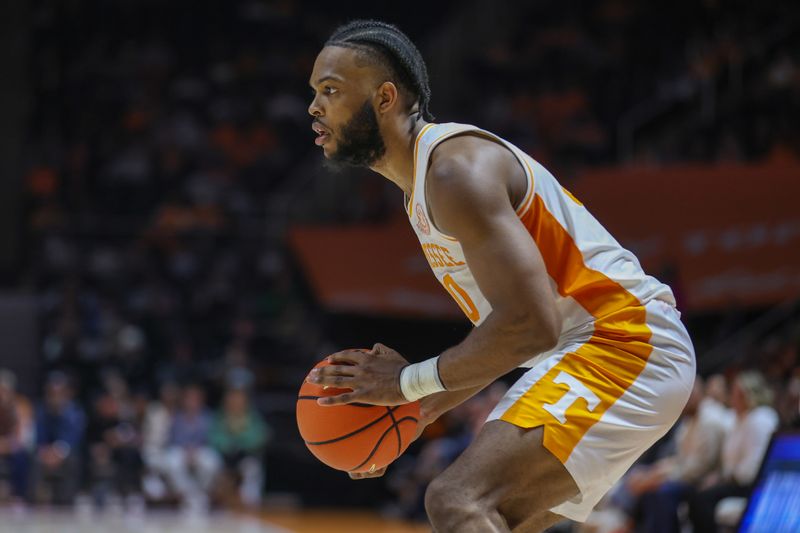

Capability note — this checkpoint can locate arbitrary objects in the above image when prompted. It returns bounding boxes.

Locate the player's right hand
[349,466,387,479]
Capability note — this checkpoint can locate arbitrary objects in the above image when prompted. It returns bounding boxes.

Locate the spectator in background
[209,387,271,508]
[0,370,35,504]
[163,384,220,512]
[703,373,737,429]
[626,377,731,533]
[705,373,726,403]
[141,381,180,501]
[86,389,143,505]
[688,371,779,533]
[32,372,86,505]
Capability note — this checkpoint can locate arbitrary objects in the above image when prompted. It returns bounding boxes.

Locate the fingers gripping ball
[296,358,420,474]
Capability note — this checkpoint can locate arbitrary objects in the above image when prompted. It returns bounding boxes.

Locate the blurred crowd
[446,0,799,173]
[0,368,271,513]
[7,0,800,521]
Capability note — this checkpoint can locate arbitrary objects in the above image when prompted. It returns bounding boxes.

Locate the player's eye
[323,86,337,95]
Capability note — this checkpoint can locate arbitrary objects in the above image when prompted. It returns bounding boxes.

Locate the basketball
[297,358,421,473]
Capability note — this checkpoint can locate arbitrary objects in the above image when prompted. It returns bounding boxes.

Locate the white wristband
[399,356,446,402]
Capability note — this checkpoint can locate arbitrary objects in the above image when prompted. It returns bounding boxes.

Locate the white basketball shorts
[487,298,696,522]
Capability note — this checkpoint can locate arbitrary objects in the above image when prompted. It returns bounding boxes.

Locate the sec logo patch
[415,203,430,235]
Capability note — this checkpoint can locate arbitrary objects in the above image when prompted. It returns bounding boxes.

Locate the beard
[325,100,386,170]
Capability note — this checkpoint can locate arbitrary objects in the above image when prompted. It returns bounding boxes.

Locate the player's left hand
[307,343,409,406]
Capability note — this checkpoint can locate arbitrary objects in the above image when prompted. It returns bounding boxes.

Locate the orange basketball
[296,358,421,473]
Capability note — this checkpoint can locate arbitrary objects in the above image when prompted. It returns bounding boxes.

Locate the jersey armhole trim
[436,130,536,218]
[418,128,475,241]
[515,157,536,217]
[406,123,437,216]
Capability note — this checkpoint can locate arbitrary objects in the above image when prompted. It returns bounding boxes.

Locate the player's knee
[424,477,443,514]
[425,476,487,526]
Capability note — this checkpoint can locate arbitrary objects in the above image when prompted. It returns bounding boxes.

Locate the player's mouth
[312,121,331,146]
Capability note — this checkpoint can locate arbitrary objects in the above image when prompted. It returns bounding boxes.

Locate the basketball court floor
[0,509,429,533]
[0,509,286,533]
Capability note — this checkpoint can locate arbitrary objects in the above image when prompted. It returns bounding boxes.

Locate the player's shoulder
[428,131,506,173]
[426,131,515,199]
[426,138,502,223]
[424,131,520,236]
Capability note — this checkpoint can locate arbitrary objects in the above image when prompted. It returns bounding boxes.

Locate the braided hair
[326,20,434,122]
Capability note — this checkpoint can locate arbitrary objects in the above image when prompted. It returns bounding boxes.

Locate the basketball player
[306,20,695,532]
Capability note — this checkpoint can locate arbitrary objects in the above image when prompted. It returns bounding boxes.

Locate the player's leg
[424,420,577,533]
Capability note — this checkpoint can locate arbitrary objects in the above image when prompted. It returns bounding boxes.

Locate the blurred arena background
[0,0,798,531]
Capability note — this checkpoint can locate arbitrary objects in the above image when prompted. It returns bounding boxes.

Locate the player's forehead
[309,45,377,87]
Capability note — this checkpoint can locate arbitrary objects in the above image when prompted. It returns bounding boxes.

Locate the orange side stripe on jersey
[520,195,649,341]
[406,123,437,216]
[501,195,653,461]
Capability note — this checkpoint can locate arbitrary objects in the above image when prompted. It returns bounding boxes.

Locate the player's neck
[369,117,429,197]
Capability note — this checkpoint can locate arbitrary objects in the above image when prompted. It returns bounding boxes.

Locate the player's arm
[425,137,561,392]
[419,384,487,422]
[309,137,560,405]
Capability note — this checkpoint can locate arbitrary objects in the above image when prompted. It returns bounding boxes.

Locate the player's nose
[308,96,323,117]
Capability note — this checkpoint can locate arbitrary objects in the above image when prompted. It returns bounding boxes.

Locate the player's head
[308,20,433,167]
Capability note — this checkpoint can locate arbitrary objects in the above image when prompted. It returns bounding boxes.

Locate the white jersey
[406,123,676,366]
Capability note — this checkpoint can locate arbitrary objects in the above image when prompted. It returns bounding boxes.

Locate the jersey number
[442,274,480,322]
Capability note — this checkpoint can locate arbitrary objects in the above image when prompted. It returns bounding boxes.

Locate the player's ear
[375,81,399,114]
